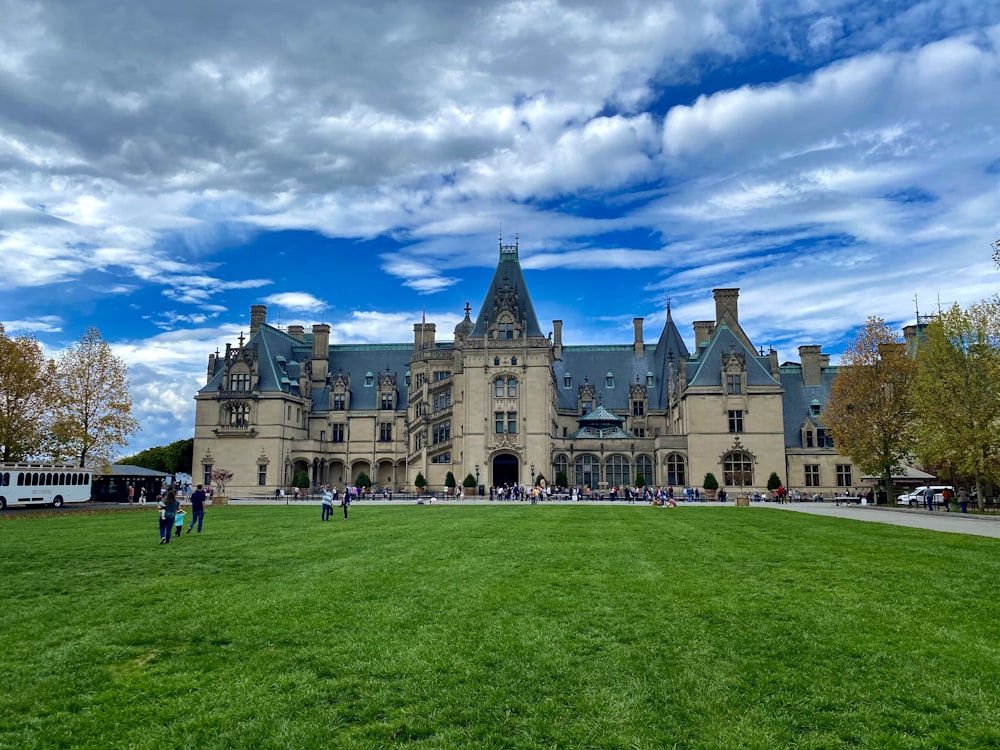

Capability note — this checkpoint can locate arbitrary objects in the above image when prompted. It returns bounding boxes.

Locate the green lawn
[2,505,1000,749]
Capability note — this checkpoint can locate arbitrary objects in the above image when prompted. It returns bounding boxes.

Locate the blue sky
[1,0,999,456]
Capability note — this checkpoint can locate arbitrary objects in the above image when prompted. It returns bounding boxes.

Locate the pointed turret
[470,235,544,339]
[652,299,690,403]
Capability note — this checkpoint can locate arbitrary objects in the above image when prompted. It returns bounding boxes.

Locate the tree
[635,473,646,488]
[825,317,917,501]
[444,471,456,489]
[50,326,139,468]
[414,472,427,493]
[354,471,372,488]
[462,473,477,488]
[119,438,193,476]
[910,298,1000,510]
[211,468,233,494]
[293,470,310,489]
[555,470,569,488]
[702,472,719,491]
[766,472,782,491]
[0,324,55,461]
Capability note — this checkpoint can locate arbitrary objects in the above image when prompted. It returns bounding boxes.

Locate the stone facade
[193,240,855,498]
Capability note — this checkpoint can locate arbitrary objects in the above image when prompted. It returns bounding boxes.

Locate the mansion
[194,240,858,498]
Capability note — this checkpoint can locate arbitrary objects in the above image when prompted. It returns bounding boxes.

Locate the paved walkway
[759,501,1000,539]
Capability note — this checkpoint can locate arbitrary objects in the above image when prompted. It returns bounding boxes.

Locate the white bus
[0,463,93,510]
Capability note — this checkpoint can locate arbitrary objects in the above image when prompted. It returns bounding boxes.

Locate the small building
[91,464,170,503]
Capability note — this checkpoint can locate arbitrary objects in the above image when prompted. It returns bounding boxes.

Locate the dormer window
[810,400,821,417]
[727,374,743,395]
[646,372,654,388]
[606,372,614,389]
[364,371,374,387]
[498,322,514,339]
[564,374,572,388]
[229,373,250,391]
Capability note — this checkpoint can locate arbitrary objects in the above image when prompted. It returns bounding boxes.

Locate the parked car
[896,485,954,507]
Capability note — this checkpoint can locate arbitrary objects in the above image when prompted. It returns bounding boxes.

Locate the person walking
[159,490,180,544]
[341,485,350,519]
[128,484,135,505]
[187,484,207,533]
[321,485,334,521]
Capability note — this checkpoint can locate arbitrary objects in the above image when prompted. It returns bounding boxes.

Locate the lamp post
[531,463,535,486]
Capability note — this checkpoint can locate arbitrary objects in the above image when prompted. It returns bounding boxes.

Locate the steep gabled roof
[686,322,778,389]
[470,239,544,338]
[652,305,690,404]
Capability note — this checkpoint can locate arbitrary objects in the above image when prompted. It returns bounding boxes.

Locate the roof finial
[666,292,672,319]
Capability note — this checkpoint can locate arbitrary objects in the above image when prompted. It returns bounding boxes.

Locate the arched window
[575,455,599,489]
[507,378,517,397]
[229,403,250,427]
[495,378,504,398]
[665,454,686,486]
[723,451,754,487]
[635,455,654,486]
[553,454,568,484]
[511,356,517,366]
[605,455,630,488]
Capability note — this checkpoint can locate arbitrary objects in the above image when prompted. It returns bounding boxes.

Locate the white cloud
[262,292,327,313]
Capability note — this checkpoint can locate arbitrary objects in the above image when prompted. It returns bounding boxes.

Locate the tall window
[432,421,451,444]
[728,410,744,433]
[817,429,834,448]
[331,424,345,442]
[433,390,451,412]
[564,374,572,388]
[805,465,820,487]
[229,403,250,427]
[230,373,250,391]
[495,378,504,398]
[257,465,267,486]
[507,378,517,397]
[636,455,654,486]
[836,465,852,487]
[381,393,394,410]
[665,454,685,486]
[726,374,742,394]
[806,430,814,448]
[203,464,212,486]
[554,454,568,483]
[605,455,630,488]
[582,400,593,415]
[379,423,392,442]
[632,400,644,417]
[606,374,614,388]
[506,411,517,434]
[575,455,599,489]
[723,452,753,487]
[495,411,504,434]
[333,394,345,411]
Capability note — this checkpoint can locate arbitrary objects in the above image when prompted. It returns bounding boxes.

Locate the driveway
[761,502,1000,539]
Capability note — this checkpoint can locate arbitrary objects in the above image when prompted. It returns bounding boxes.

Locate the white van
[896,485,954,507]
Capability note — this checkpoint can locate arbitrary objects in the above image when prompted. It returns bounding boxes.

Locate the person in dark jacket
[187,485,207,533]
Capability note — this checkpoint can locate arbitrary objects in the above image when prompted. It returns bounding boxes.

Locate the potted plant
[702,472,719,500]
[463,473,477,496]
[414,472,427,496]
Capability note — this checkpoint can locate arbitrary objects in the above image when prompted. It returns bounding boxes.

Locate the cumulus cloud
[262,292,327,314]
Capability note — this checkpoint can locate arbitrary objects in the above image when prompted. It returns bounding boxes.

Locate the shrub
[703,472,719,491]
[463,473,477,488]
[292,470,310,489]
[445,471,457,489]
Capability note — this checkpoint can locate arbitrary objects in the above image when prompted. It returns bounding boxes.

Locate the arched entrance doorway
[492,453,520,487]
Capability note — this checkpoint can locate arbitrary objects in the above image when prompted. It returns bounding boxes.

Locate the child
[174,508,186,539]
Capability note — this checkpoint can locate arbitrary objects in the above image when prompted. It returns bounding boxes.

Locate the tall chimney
[553,320,563,360]
[799,345,822,386]
[250,305,267,337]
[633,318,644,356]
[312,324,330,384]
[287,325,305,341]
[693,321,715,349]
[713,288,740,325]
[413,323,436,351]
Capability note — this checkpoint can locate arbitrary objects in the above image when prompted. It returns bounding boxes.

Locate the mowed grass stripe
[2,505,1000,749]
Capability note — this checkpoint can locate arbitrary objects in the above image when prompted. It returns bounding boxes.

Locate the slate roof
[685,322,778,390]
[778,364,839,448]
[470,242,544,338]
